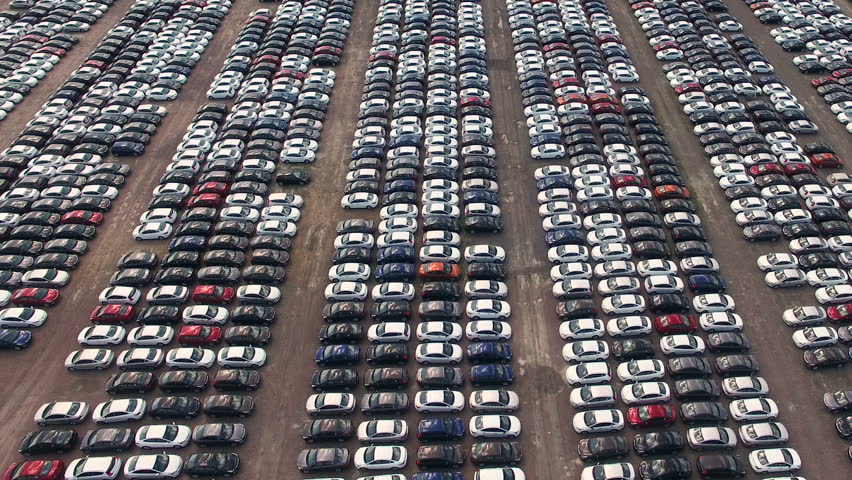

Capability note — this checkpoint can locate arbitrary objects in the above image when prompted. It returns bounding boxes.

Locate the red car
[552,77,580,88]
[11,288,59,306]
[613,175,647,188]
[368,51,396,62]
[274,69,306,81]
[783,162,817,176]
[832,68,852,79]
[192,182,228,195]
[90,304,136,324]
[627,405,677,427]
[192,285,234,304]
[542,42,569,53]
[2,460,64,480]
[828,304,852,323]
[652,42,677,52]
[177,325,223,346]
[591,102,620,114]
[674,82,702,94]
[461,96,491,108]
[430,36,455,46]
[812,76,837,87]
[187,193,223,208]
[418,262,461,281]
[654,185,690,199]
[315,46,342,56]
[61,210,103,226]
[654,314,698,334]
[556,93,587,105]
[811,153,844,168]
[748,164,783,177]
[597,34,621,44]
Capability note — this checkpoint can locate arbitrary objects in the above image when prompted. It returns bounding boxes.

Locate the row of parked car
[1,1,337,478]
[509,0,806,477]
[0,0,117,121]
[631,0,852,366]
[743,0,852,133]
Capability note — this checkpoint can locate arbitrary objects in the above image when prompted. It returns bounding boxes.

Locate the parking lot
[1,0,852,478]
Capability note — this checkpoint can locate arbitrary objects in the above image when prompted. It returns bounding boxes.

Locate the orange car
[654,185,690,199]
[418,262,461,281]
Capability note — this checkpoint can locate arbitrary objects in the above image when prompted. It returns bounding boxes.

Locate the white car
[93,398,147,424]
[419,245,460,263]
[0,307,47,327]
[643,275,684,294]
[739,422,789,446]
[693,294,735,313]
[368,323,410,343]
[580,464,634,480]
[467,321,512,341]
[566,361,611,386]
[764,269,807,288]
[22,269,70,287]
[416,343,463,364]
[469,415,521,438]
[816,285,852,304]
[236,285,281,305]
[465,280,509,299]
[559,319,605,340]
[569,385,617,409]
[133,222,173,240]
[325,281,368,301]
[572,409,624,433]
[65,349,115,371]
[65,457,122,480]
[416,322,463,342]
[467,300,511,320]
[255,220,297,237]
[371,283,416,301]
[357,419,408,443]
[464,245,505,263]
[123,454,183,479]
[562,341,609,363]
[182,305,229,325]
[116,348,164,371]
[807,268,849,287]
[791,326,838,348]
[606,316,652,337]
[621,382,671,406]
[128,326,174,347]
[748,448,801,473]
[469,390,519,413]
[306,393,356,416]
[135,425,191,449]
[217,346,267,367]
[660,335,706,356]
[415,390,465,413]
[616,359,665,383]
[601,294,645,315]
[99,287,142,305]
[781,306,826,326]
[756,253,799,271]
[328,263,371,282]
[687,427,737,450]
[636,259,677,277]
[547,245,589,263]
[730,398,780,422]
[78,325,126,346]
[354,446,408,471]
[723,376,770,399]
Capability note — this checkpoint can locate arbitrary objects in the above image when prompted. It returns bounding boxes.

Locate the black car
[467,263,507,280]
[680,401,728,425]
[276,168,310,185]
[577,435,628,462]
[202,395,255,418]
[192,423,247,446]
[372,301,411,321]
[696,454,745,478]
[311,368,358,391]
[322,302,365,322]
[471,441,522,466]
[118,251,158,269]
[230,306,276,325]
[18,429,77,455]
[366,344,409,365]
[674,379,721,401]
[80,428,133,453]
[416,444,465,468]
[224,326,270,346]
[149,396,201,419]
[668,357,713,378]
[634,431,685,456]
[185,453,240,477]
[360,392,409,414]
[824,390,852,413]
[639,457,691,480]
[416,366,464,389]
[364,367,409,390]
[804,346,849,369]
[707,334,751,354]
[421,282,462,301]
[159,370,209,392]
[612,338,654,360]
[213,369,261,391]
[743,224,782,242]
[109,268,153,287]
[105,371,156,394]
[336,219,374,234]
[137,306,180,325]
[302,418,353,443]
[319,323,362,344]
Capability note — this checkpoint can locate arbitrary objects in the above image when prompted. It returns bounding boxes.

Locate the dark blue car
[0,328,31,349]
[388,134,421,149]
[417,418,465,442]
[376,246,416,264]
[462,191,500,205]
[315,345,361,366]
[375,263,416,282]
[168,235,207,252]
[466,342,513,364]
[412,472,464,480]
[688,273,727,294]
[536,175,573,190]
[351,146,384,160]
[470,364,515,386]
[544,229,584,247]
[384,179,417,194]
[531,134,562,148]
